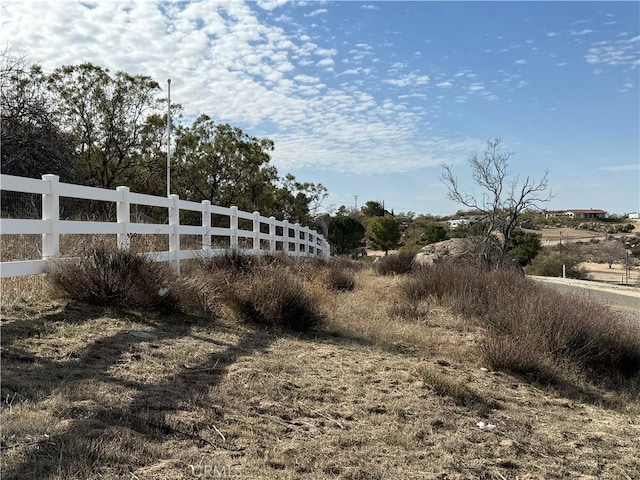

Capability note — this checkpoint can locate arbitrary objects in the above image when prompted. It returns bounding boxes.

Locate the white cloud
[547,32,561,37]
[305,9,327,18]
[0,0,491,180]
[316,57,334,67]
[468,83,485,92]
[361,4,379,10]
[571,29,593,36]
[514,59,527,65]
[585,35,640,67]
[256,0,290,10]
[383,73,429,87]
[294,74,320,84]
[436,81,453,88]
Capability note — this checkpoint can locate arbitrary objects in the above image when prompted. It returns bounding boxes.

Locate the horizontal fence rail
[0,174,330,278]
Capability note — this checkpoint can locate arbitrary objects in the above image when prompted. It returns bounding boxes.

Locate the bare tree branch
[441,139,552,258]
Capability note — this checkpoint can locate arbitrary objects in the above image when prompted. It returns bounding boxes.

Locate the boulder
[413,238,474,266]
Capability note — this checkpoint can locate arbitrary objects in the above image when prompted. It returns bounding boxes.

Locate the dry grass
[1,262,639,479]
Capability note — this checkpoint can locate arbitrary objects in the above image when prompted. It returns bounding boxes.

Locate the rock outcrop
[413,238,474,266]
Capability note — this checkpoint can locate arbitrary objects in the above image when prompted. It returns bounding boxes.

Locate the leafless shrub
[374,251,415,276]
[400,263,640,386]
[225,265,324,331]
[47,245,179,312]
[327,261,357,291]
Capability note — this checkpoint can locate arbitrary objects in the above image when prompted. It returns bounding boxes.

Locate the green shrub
[47,246,179,311]
[525,250,587,279]
[374,251,415,276]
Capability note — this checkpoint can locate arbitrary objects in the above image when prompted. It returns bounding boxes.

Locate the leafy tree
[441,139,551,260]
[274,174,327,224]
[421,223,448,245]
[0,50,72,181]
[361,200,385,217]
[328,215,366,255]
[368,216,401,255]
[172,115,277,209]
[508,229,542,266]
[526,250,587,279]
[47,63,164,189]
[172,115,325,223]
[401,215,449,249]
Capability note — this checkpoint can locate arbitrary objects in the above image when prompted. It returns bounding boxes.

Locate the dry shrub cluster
[224,264,325,331]
[47,246,179,312]
[400,263,640,387]
[373,251,415,275]
[46,246,340,332]
[327,257,360,291]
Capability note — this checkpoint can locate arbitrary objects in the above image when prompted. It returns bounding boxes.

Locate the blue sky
[2,1,638,216]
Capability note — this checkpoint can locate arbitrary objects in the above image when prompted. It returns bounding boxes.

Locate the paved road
[530,276,640,320]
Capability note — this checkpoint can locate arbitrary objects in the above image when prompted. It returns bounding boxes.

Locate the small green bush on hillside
[525,250,587,279]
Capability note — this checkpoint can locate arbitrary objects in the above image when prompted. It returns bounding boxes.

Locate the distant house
[544,210,567,218]
[448,218,470,229]
[447,216,482,229]
[629,213,640,220]
[544,209,607,219]
[564,209,607,219]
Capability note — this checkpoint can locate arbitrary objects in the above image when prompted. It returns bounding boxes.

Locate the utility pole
[354,195,358,210]
[166,79,172,197]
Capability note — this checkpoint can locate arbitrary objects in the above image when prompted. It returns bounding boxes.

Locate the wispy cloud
[571,29,593,36]
[585,35,640,67]
[305,9,327,18]
[436,81,453,88]
[514,59,527,65]
[383,73,430,87]
[361,4,379,10]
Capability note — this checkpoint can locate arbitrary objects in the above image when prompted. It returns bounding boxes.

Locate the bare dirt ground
[581,261,638,285]
[1,271,639,480]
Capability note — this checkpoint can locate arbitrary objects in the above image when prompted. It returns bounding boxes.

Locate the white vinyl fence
[0,174,330,278]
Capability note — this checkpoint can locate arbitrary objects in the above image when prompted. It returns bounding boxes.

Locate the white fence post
[116,186,131,250]
[41,174,60,259]
[230,206,238,250]
[305,227,312,257]
[293,223,300,257]
[308,230,315,257]
[269,217,276,255]
[169,194,180,273]
[282,220,289,254]
[202,200,211,253]
[252,211,260,253]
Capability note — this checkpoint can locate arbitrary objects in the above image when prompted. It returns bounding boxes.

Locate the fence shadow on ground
[0,302,277,479]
